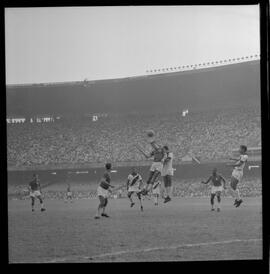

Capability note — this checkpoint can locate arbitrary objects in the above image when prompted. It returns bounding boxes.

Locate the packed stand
[7,106,261,167]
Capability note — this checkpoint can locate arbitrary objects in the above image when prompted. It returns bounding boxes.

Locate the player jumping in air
[126,168,144,211]
[201,168,226,212]
[28,174,46,212]
[140,139,165,196]
[161,145,174,203]
[227,145,248,208]
[95,163,114,219]
[152,180,161,206]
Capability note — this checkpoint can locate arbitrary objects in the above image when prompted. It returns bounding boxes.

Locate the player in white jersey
[152,180,161,205]
[65,183,73,203]
[126,168,144,211]
[227,145,248,207]
[161,146,174,203]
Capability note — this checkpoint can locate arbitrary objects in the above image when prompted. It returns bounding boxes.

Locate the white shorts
[152,187,161,195]
[211,186,223,194]
[97,186,109,198]
[30,190,41,198]
[150,162,163,173]
[128,186,140,193]
[161,168,174,177]
[232,169,243,182]
[67,192,72,197]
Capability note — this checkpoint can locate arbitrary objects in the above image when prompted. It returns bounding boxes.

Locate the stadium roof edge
[6,59,260,89]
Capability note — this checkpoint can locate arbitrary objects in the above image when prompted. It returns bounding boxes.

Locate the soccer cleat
[32,208,35,212]
[141,189,149,196]
[164,197,171,203]
[130,202,135,208]
[235,199,243,208]
[234,199,238,206]
[211,208,215,211]
[94,216,100,219]
[154,203,158,206]
[101,213,110,218]
[140,206,143,212]
[41,208,46,212]
[217,208,220,212]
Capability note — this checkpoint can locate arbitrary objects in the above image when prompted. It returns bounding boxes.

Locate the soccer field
[8,196,262,263]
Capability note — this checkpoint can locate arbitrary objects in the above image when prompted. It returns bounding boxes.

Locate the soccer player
[152,180,161,206]
[28,174,46,212]
[227,145,248,207]
[140,140,165,196]
[126,168,144,211]
[65,183,73,202]
[95,163,114,219]
[201,168,226,212]
[161,145,174,203]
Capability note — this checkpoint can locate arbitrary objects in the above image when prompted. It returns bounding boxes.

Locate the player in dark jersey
[95,163,114,219]
[140,140,165,196]
[28,174,46,212]
[126,168,144,211]
[201,168,226,212]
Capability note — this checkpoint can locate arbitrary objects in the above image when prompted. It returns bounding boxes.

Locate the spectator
[7,106,261,167]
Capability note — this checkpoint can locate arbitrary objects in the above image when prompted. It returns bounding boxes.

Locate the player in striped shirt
[126,168,144,211]
[95,163,114,219]
[227,145,248,207]
[152,180,161,206]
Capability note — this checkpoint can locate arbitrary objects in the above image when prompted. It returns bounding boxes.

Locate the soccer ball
[146,130,155,138]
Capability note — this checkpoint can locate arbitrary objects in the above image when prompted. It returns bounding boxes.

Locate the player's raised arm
[229,157,240,161]
[150,140,160,151]
[227,159,244,168]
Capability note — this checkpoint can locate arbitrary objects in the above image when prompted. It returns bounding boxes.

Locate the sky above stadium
[5,5,260,85]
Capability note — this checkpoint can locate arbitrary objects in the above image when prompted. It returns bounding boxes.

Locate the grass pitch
[8,195,262,263]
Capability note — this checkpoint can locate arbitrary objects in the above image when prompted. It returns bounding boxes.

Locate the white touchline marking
[43,238,262,263]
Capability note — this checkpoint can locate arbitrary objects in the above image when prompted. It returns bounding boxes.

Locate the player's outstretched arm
[229,157,239,161]
[227,160,244,168]
[149,141,160,151]
[201,176,212,184]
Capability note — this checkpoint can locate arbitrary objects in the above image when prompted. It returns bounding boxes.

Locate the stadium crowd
[7,106,261,167]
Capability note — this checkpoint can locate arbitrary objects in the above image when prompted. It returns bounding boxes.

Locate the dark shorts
[98,195,108,206]
[230,179,239,191]
[163,175,172,187]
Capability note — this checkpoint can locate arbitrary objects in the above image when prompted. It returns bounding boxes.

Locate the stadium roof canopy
[6,60,260,116]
